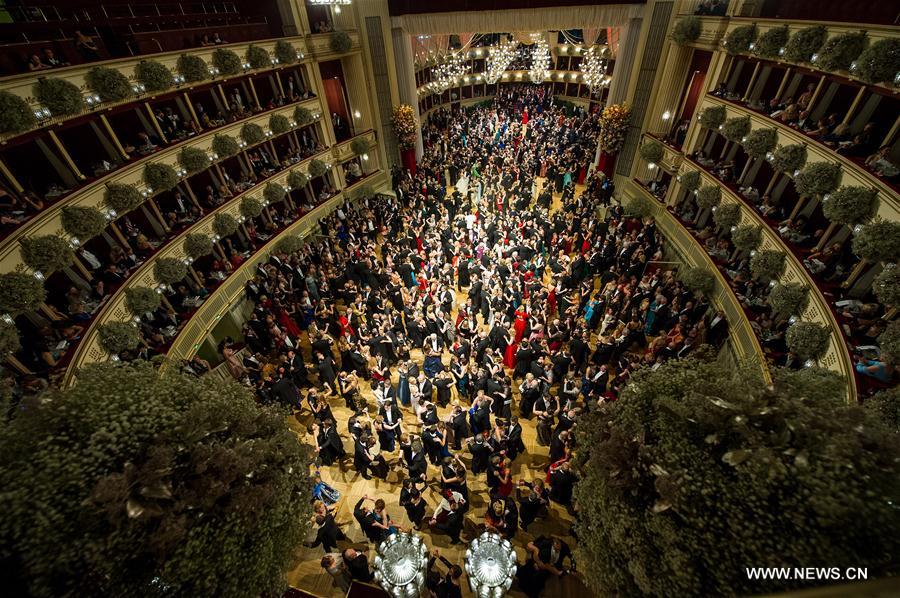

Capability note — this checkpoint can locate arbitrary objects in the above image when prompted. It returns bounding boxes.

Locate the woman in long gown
[397,361,411,407]
[513,306,528,343]
[423,334,444,377]
[502,328,517,369]
[222,345,246,381]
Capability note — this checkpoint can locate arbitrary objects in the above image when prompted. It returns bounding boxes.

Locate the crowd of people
[198,84,731,597]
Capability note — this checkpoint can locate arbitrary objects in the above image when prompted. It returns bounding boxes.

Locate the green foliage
[212,134,240,158]
[679,170,701,192]
[574,356,899,597]
[97,320,141,354]
[240,122,265,146]
[34,77,83,116]
[20,235,74,274]
[264,182,286,204]
[785,321,831,360]
[245,44,271,69]
[134,60,173,93]
[768,282,809,316]
[750,249,786,280]
[0,91,36,134]
[695,185,721,210]
[770,143,807,174]
[742,128,777,159]
[794,162,841,197]
[144,162,180,192]
[61,206,107,240]
[269,114,290,135]
[287,170,309,190]
[731,224,762,251]
[852,218,900,263]
[350,137,371,157]
[638,140,664,164]
[712,202,741,230]
[821,185,878,226]
[865,387,900,431]
[720,116,751,143]
[698,104,726,130]
[0,361,312,597]
[873,263,900,308]
[212,48,242,76]
[816,31,868,72]
[274,40,298,65]
[179,146,210,174]
[783,25,827,63]
[308,158,328,178]
[104,183,143,214]
[294,105,314,126]
[0,272,46,314]
[85,66,132,102]
[671,16,701,45]
[176,53,208,83]
[754,25,789,58]
[329,31,352,54]
[624,195,653,218]
[854,38,900,84]
[724,24,757,55]
[275,235,304,255]
[240,196,263,219]
[154,257,188,284]
[213,213,239,238]
[0,321,20,356]
[679,266,716,296]
[183,233,213,259]
[124,286,161,316]
[878,320,900,366]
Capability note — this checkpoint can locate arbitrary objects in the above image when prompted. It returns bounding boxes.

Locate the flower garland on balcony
[392,104,418,151]
[597,104,631,155]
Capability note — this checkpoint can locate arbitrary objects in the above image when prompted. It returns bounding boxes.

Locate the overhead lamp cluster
[372,532,428,598]
[529,36,551,83]
[428,50,469,94]
[580,45,611,91]
[484,38,516,84]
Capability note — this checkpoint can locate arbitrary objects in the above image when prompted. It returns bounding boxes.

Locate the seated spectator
[865,146,899,180]
[212,32,227,45]
[74,30,100,61]
[42,48,68,68]
[855,354,894,384]
[199,33,214,47]
[27,54,50,71]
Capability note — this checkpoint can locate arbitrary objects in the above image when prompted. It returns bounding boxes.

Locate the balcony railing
[62,131,378,385]
[698,96,900,224]
[665,147,857,402]
[162,171,388,373]
[305,31,360,59]
[0,97,324,273]
[0,35,310,141]
[624,178,771,383]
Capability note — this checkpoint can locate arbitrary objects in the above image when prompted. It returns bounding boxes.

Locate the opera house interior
[0,1,898,597]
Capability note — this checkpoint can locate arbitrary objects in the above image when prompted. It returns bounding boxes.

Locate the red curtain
[597,153,617,178]
[677,51,711,129]
[401,148,417,176]
[322,77,349,121]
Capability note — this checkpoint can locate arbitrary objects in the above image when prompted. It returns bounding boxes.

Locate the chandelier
[465,532,518,598]
[529,37,551,83]
[308,1,352,5]
[580,45,611,91]
[484,38,516,84]
[373,532,428,597]
[429,51,468,93]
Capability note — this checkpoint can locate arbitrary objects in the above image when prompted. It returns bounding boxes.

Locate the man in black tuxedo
[316,419,345,466]
[517,535,573,598]
[342,547,373,582]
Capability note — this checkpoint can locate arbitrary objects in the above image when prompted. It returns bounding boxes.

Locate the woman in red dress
[546,286,557,317]
[503,327,517,369]
[513,307,528,343]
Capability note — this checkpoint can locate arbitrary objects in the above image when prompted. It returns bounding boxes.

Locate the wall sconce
[662,110,671,120]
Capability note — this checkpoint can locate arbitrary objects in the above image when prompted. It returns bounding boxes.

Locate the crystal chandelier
[308,0,352,5]
[465,532,518,598]
[580,45,611,91]
[429,51,468,93]
[484,38,516,84]
[529,37,551,83]
[373,532,428,598]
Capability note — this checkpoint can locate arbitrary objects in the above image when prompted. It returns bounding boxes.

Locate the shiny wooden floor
[284,182,591,597]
